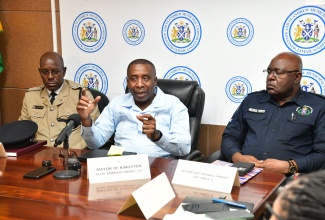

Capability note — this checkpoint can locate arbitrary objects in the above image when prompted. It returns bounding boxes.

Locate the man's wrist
[151,130,162,142]
[231,152,242,162]
[81,117,92,127]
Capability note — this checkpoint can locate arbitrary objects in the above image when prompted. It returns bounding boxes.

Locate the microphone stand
[53,135,80,179]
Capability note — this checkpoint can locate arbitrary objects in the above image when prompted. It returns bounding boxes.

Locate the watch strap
[151,130,162,142]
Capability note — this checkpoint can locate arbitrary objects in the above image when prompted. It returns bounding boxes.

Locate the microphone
[54,114,81,147]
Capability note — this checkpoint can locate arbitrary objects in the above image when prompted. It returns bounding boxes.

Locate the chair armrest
[180,150,205,162]
[205,150,227,163]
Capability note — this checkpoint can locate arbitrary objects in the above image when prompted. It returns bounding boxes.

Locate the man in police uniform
[19,51,100,149]
[221,52,325,174]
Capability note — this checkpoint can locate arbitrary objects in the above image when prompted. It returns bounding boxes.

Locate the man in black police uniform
[221,52,325,175]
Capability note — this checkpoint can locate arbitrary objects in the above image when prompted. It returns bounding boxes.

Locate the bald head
[40,52,64,68]
[271,52,303,72]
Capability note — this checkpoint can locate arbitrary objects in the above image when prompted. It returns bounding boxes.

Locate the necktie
[50,92,57,104]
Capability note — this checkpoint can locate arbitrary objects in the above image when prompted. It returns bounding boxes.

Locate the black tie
[50,92,57,104]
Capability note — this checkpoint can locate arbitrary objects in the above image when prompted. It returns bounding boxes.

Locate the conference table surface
[0,146,285,220]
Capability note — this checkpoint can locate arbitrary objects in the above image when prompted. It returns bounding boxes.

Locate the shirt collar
[260,88,303,106]
[47,83,63,96]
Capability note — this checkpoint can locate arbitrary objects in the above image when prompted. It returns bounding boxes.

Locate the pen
[212,198,246,209]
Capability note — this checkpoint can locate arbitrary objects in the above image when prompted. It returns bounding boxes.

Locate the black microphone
[54,114,81,147]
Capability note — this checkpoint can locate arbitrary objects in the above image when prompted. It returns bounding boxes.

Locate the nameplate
[118,172,175,219]
[172,160,240,194]
[87,154,151,184]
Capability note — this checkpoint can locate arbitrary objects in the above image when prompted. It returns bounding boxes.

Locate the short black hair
[280,170,325,220]
[127,59,156,76]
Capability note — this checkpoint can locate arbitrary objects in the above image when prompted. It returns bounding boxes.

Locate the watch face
[289,166,297,173]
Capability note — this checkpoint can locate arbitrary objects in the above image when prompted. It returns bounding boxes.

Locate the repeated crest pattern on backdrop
[60,0,325,125]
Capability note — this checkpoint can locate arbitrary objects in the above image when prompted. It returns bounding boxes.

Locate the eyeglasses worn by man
[221,52,325,174]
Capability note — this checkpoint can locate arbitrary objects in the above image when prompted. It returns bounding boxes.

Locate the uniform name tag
[248,108,266,113]
[32,105,44,109]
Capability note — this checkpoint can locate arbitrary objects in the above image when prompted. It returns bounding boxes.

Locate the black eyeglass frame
[263,69,300,78]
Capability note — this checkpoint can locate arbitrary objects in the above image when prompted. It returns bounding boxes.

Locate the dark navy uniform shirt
[221,89,325,173]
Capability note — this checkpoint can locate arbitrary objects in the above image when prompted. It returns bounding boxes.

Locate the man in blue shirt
[222,52,325,174]
[77,59,191,157]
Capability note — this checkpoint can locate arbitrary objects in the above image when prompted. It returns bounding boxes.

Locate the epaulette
[307,92,325,100]
[66,80,83,90]
[26,85,44,92]
[246,89,266,96]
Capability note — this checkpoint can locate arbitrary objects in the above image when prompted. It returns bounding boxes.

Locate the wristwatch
[288,160,297,174]
[151,130,163,142]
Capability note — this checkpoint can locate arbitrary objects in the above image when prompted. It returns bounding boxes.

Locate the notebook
[5,140,47,157]
[78,149,137,162]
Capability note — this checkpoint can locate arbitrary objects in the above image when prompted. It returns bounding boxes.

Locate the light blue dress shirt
[82,87,191,157]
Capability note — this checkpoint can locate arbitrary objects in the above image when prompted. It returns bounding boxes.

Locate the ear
[154,76,157,86]
[62,67,67,77]
[294,72,302,84]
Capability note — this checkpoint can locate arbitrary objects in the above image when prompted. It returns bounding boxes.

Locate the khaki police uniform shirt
[19,80,100,149]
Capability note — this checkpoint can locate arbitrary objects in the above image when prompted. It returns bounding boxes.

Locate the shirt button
[67,113,70,117]
[33,114,37,118]
[50,107,54,111]
[50,139,54,142]
[264,152,267,155]
[50,123,54,127]
[267,140,270,143]
[271,129,274,132]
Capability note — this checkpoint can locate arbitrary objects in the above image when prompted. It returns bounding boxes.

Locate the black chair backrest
[89,89,109,113]
[126,79,205,152]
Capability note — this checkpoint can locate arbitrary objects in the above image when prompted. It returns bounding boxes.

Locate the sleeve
[294,107,325,172]
[155,100,191,157]
[221,103,248,161]
[18,93,29,120]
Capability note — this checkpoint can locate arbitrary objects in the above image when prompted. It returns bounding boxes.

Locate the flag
[0,21,3,73]
[0,54,3,73]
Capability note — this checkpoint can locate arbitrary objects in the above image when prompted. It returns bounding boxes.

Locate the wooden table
[0,147,285,219]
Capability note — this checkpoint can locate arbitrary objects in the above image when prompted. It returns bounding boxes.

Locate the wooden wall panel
[0,0,61,125]
[0,0,58,11]
[0,88,25,124]
[0,0,224,159]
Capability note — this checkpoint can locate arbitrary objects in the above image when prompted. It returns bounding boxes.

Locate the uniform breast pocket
[285,116,314,136]
[243,112,268,135]
[243,112,268,124]
[29,109,46,121]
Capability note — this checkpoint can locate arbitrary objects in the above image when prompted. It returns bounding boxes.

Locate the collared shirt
[82,87,191,157]
[221,89,325,173]
[19,80,100,149]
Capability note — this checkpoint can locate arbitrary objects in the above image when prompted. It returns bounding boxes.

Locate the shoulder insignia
[26,85,44,92]
[307,92,325,100]
[66,80,83,90]
[247,89,266,96]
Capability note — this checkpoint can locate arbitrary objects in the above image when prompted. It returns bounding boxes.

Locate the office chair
[205,150,227,163]
[88,89,109,113]
[88,89,114,149]
[126,79,206,161]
